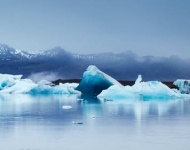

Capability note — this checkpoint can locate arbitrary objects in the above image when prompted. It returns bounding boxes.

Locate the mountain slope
[0,44,190,81]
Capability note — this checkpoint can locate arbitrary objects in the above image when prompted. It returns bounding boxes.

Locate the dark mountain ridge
[0,44,190,81]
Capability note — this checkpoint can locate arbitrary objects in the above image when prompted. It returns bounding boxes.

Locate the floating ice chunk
[132,80,180,99]
[174,79,190,94]
[77,98,84,101]
[62,105,72,109]
[98,85,138,99]
[27,84,54,94]
[103,98,113,102]
[98,75,184,100]
[0,74,22,90]
[0,73,81,95]
[72,121,83,124]
[27,83,81,94]
[0,79,36,94]
[76,65,123,97]
[92,115,97,118]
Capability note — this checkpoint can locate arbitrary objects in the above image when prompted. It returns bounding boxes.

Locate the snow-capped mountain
[0,44,149,62]
[0,44,32,61]
[0,44,190,81]
[0,45,74,61]
[0,44,136,62]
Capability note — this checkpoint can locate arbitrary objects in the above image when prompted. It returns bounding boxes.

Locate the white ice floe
[98,75,189,100]
[62,105,73,109]
[0,73,80,95]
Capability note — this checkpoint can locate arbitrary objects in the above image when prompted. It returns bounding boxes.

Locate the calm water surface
[0,94,190,150]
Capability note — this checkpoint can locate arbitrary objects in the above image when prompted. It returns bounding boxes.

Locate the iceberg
[174,79,190,94]
[28,83,80,94]
[1,79,37,94]
[98,75,185,100]
[76,65,123,97]
[0,74,22,90]
[0,73,80,95]
[0,66,189,99]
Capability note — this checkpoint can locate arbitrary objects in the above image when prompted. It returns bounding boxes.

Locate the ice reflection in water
[0,94,190,150]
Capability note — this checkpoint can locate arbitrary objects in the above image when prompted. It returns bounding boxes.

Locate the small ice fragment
[72,121,83,124]
[103,98,113,102]
[82,100,88,103]
[62,105,72,109]
[77,98,84,101]
[92,115,97,118]
[77,99,88,103]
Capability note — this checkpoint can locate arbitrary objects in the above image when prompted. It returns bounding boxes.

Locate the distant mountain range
[0,44,190,81]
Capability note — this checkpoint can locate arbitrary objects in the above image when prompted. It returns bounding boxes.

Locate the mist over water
[0,94,190,150]
[27,71,62,82]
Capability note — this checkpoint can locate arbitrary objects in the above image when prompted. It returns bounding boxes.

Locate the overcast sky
[0,0,189,58]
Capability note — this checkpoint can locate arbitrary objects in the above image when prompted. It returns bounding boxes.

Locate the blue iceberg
[174,79,190,94]
[76,65,123,97]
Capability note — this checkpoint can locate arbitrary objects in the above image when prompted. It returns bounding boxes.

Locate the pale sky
[0,0,189,58]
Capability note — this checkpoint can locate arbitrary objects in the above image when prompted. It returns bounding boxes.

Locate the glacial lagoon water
[0,94,190,150]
